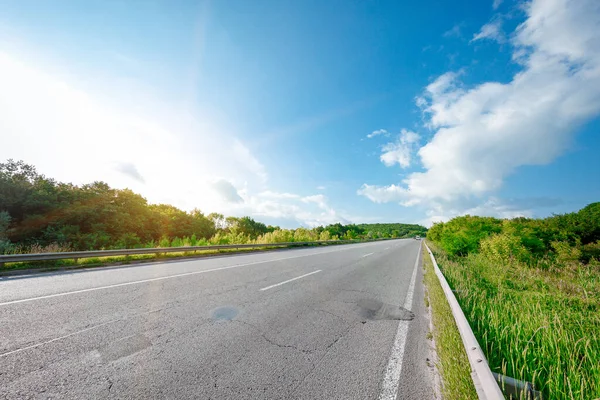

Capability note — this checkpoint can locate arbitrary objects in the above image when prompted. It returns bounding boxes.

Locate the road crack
[230,320,313,354]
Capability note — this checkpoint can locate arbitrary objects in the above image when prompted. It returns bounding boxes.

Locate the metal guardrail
[424,243,505,400]
[0,239,368,267]
[493,373,542,400]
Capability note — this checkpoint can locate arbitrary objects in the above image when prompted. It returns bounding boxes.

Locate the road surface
[0,239,436,399]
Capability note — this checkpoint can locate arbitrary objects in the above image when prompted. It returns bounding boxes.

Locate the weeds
[429,241,600,399]
[422,245,478,400]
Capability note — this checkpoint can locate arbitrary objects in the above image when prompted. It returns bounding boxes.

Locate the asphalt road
[0,239,436,399]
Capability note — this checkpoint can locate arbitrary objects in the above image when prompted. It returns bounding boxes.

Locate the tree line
[427,202,600,265]
[0,160,427,253]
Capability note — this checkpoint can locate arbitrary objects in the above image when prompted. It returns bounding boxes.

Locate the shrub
[0,239,14,254]
[319,230,332,241]
[171,237,184,248]
[551,241,582,265]
[581,241,600,264]
[158,236,170,248]
[115,233,141,249]
[480,233,530,265]
[293,228,318,242]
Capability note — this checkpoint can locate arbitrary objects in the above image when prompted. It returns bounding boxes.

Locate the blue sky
[1,0,599,227]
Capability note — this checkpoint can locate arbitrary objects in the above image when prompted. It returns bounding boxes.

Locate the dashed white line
[361,252,374,258]
[378,243,421,400]
[0,245,367,307]
[259,270,321,291]
[385,247,390,250]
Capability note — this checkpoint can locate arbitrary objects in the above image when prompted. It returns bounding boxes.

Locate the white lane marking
[0,245,370,307]
[0,318,120,358]
[378,242,421,400]
[362,252,374,258]
[259,270,321,291]
[385,247,390,250]
[0,308,163,358]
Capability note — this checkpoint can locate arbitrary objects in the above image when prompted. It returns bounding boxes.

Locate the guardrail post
[73,257,78,264]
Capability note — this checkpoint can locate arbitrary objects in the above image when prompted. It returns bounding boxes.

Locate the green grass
[422,245,478,400]
[428,241,600,400]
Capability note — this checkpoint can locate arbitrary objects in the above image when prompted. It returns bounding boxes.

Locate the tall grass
[429,241,600,399]
[3,242,73,254]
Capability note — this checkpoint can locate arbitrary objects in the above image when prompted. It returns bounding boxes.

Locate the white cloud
[115,162,145,183]
[232,139,268,183]
[419,197,534,227]
[380,129,420,168]
[211,179,243,203]
[257,191,300,199]
[493,0,503,10]
[228,192,352,228]
[443,23,464,38]
[357,184,406,204]
[366,128,389,138]
[316,185,326,191]
[471,19,505,43]
[359,0,600,220]
[301,194,327,207]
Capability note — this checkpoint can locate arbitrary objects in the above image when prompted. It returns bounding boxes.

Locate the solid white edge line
[259,270,321,291]
[0,244,370,307]
[362,252,374,258]
[378,242,421,400]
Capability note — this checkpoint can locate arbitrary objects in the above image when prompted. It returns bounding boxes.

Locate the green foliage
[428,216,502,256]
[255,229,294,244]
[480,232,530,265]
[427,202,600,399]
[422,246,478,399]
[429,243,600,399]
[0,160,428,254]
[235,216,269,239]
[581,241,600,264]
[428,204,600,264]
[322,222,426,240]
[0,160,216,251]
[357,223,427,238]
[0,211,10,253]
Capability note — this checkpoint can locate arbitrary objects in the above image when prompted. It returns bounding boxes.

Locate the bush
[171,237,184,247]
[480,233,530,265]
[256,230,293,244]
[429,216,503,257]
[158,236,170,248]
[0,239,13,254]
[319,230,332,241]
[115,233,141,249]
[551,241,582,265]
[581,241,600,264]
[293,228,318,242]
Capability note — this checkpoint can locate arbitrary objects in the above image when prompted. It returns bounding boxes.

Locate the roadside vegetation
[0,160,426,261]
[422,246,477,400]
[427,203,600,399]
